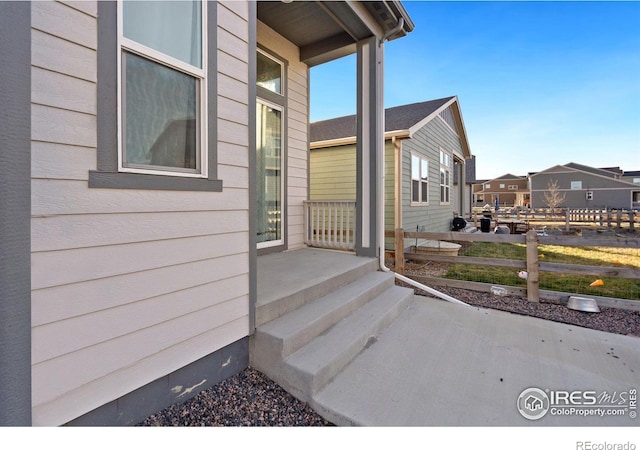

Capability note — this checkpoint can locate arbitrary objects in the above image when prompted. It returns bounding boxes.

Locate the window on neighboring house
[499,183,505,189]
[485,183,491,189]
[90,0,221,191]
[411,154,429,204]
[633,178,640,184]
[440,150,451,203]
[571,181,582,190]
[508,185,518,190]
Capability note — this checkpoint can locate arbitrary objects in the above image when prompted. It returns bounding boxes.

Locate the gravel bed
[138,367,332,426]
[407,284,640,337]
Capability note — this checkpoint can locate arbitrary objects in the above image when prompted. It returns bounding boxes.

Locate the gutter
[380,17,405,46]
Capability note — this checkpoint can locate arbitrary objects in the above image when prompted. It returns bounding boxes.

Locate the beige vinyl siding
[257,21,309,250]
[310,145,357,200]
[309,141,396,249]
[30,1,250,426]
[402,116,463,235]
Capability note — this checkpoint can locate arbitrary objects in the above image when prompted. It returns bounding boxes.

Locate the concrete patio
[255,248,640,426]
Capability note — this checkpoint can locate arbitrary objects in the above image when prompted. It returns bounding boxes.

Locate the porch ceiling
[257,1,414,67]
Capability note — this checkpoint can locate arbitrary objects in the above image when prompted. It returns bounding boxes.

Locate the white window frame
[570,181,582,190]
[256,99,285,250]
[117,1,208,178]
[440,149,451,204]
[508,185,518,190]
[410,153,429,205]
[485,183,491,189]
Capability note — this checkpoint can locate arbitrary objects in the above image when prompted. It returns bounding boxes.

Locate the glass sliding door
[256,101,283,248]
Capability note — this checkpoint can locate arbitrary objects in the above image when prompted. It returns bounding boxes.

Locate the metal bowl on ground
[567,296,600,313]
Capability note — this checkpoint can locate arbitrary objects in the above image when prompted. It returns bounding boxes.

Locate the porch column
[355,36,384,257]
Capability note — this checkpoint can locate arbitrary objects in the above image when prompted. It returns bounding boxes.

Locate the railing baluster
[303,200,356,250]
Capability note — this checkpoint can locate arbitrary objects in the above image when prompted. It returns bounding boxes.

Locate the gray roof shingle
[310,96,455,142]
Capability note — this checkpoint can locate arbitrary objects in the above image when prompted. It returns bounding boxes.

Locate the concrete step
[280,285,413,403]
[251,271,395,371]
[255,256,378,326]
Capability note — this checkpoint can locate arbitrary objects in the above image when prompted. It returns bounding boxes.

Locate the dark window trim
[89,0,222,191]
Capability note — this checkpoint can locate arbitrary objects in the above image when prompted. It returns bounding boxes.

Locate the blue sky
[310,1,640,180]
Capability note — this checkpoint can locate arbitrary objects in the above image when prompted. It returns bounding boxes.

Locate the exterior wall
[309,141,395,248]
[531,168,636,209]
[479,177,529,207]
[30,1,250,426]
[310,144,357,200]
[257,21,309,251]
[401,117,462,236]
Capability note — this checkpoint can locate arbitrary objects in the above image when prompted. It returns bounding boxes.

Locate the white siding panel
[32,253,249,326]
[32,66,96,115]
[218,118,248,147]
[31,29,96,82]
[218,164,248,189]
[33,273,249,364]
[219,0,248,19]
[32,180,249,215]
[32,300,248,419]
[32,210,249,252]
[218,142,249,168]
[217,50,248,85]
[218,28,248,63]
[218,72,248,104]
[33,317,247,426]
[218,96,248,126]
[59,1,98,18]
[32,231,249,290]
[218,2,248,41]
[31,141,95,181]
[32,104,96,148]
[32,1,97,49]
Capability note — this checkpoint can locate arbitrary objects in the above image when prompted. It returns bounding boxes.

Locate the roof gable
[311,95,472,158]
[310,96,454,142]
[565,162,619,179]
[531,163,640,188]
[483,173,525,183]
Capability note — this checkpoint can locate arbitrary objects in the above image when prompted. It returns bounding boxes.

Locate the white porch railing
[304,200,356,250]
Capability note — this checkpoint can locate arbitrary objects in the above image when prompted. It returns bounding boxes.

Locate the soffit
[257,1,413,66]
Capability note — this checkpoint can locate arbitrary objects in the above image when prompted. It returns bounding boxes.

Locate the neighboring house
[473,174,530,209]
[622,170,640,187]
[0,0,414,426]
[310,96,473,248]
[530,162,640,209]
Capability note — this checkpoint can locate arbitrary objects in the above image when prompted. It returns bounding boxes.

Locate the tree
[543,179,566,211]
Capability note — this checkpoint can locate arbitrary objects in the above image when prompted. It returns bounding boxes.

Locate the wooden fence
[471,208,638,231]
[391,229,640,311]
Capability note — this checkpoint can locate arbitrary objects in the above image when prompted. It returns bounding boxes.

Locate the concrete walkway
[311,296,640,426]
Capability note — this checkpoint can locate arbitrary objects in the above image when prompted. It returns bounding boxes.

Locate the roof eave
[310,129,410,149]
